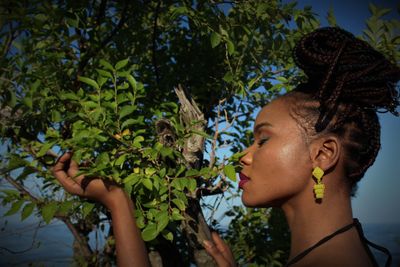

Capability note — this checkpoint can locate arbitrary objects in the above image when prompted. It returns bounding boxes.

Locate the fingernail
[203,240,212,249]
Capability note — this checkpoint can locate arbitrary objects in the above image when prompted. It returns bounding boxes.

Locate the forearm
[107,190,150,267]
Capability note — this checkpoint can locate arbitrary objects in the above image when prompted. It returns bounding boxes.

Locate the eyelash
[257,138,269,147]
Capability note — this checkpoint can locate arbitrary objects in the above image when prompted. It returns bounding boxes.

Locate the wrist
[103,188,129,211]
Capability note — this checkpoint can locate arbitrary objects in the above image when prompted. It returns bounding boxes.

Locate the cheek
[243,138,311,206]
[255,139,309,178]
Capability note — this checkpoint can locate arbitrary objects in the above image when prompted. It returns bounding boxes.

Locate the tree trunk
[175,85,217,267]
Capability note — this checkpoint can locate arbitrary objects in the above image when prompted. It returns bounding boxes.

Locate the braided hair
[284,27,400,189]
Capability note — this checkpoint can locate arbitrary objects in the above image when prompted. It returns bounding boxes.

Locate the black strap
[285,218,392,267]
[353,218,392,267]
[285,220,356,266]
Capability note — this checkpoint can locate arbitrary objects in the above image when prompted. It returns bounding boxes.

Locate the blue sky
[205,0,400,226]
[204,0,400,225]
[300,0,400,224]
[0,1,399,265]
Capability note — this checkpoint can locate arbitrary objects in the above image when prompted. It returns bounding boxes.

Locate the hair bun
[293,27,400,115]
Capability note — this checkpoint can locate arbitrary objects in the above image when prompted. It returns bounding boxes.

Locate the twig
[2,174,93,259]
[209,98,225,168]
[152,0,162,88]
[0,221,42,254]
[77,1,128,75]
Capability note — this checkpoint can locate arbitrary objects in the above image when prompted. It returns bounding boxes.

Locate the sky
[295,0,400,224]
[0,0,399,265]
[203,0,400,226]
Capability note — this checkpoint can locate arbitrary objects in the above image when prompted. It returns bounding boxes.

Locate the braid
[285,27,400,189]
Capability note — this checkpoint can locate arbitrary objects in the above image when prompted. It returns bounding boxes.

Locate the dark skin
[203,98,375,267]
[53,97,374,266]
[52,152,150,267]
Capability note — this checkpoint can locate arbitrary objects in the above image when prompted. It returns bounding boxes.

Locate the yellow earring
[312,167,325,200]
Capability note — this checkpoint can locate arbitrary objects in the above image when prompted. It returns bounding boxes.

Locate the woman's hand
[52,152,150,266]
[203,232,236,267]
[52,152,123,209]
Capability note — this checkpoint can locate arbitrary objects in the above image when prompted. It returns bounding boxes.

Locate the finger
[52,153,84,195]
[211,232,235,266]
[203,240,231,267]
[53,152,72,172]
[66,157,81,179]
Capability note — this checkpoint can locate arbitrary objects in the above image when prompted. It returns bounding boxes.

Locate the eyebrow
[253,121,273,134]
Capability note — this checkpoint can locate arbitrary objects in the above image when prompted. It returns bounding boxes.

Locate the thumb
[203,240,231,267]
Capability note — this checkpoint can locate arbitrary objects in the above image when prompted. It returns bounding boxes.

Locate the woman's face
[239,97,313,207]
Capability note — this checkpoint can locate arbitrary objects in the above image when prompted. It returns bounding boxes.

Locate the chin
[241,194,283,208]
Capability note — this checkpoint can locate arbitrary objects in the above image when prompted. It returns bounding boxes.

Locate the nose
[239,147,252,166]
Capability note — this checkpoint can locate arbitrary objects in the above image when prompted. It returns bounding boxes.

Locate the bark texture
[175,85,216,267]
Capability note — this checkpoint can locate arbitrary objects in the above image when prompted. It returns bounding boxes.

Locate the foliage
[0,0,398,266]
[221,207,289,267]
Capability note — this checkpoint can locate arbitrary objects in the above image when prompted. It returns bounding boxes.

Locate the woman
[53,27,399,266]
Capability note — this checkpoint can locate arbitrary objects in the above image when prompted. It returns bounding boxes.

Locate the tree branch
[77,1,128,76]
[152,0,162,89]
[2,174,93,259]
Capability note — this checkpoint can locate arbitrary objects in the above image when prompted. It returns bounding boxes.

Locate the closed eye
[257,138,269,147]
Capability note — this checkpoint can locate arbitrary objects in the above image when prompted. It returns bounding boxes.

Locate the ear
[309,135,341,172]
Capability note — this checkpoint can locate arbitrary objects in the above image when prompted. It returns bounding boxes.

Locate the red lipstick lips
[239,173,250,189]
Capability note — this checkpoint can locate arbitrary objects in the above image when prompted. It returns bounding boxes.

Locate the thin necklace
[285,220,356,267]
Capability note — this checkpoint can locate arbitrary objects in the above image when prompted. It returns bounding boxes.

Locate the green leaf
[41,202,58,224]
[172,198,185,211]
[276,76,287,83]
[133,136,145,148]
[185,169,199,177]
[145,167,156,176]
[51,110,62,122]
[121,118,138,129]
[142,178,153,190]
[117,81,129,90]
[171,208,185,220]
[136,212,146,229]
[223,165,237,181]
[79,76,100,90]
[188,179,197,192]
[96,68,113,78]
[82,202,95,218]
[7,154,29,171]
[223,72,234,83]
[159,168,166,178]
[127,74,137,91]
[226,40,235,55]
[162,231,174,241]
[124,173,141,195]
[119,105,136,120]
[160,147,174,159]
[156,211,169,232]
[37,141,55,157]
[7,88,16,107]
[61,92,80,101]
[82,101,98,109]
[141,222,158,241]
[96,152,110,165]
[59,201,74,216]
[210,32,221,48]
[4,200,25,216]
[229,151,247,162]
[21,203,35,221]
[23,96,32,109]
[115,58,129,70]
[100,59,114,71]
[171,179,183,191]
[115,154,128,167]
